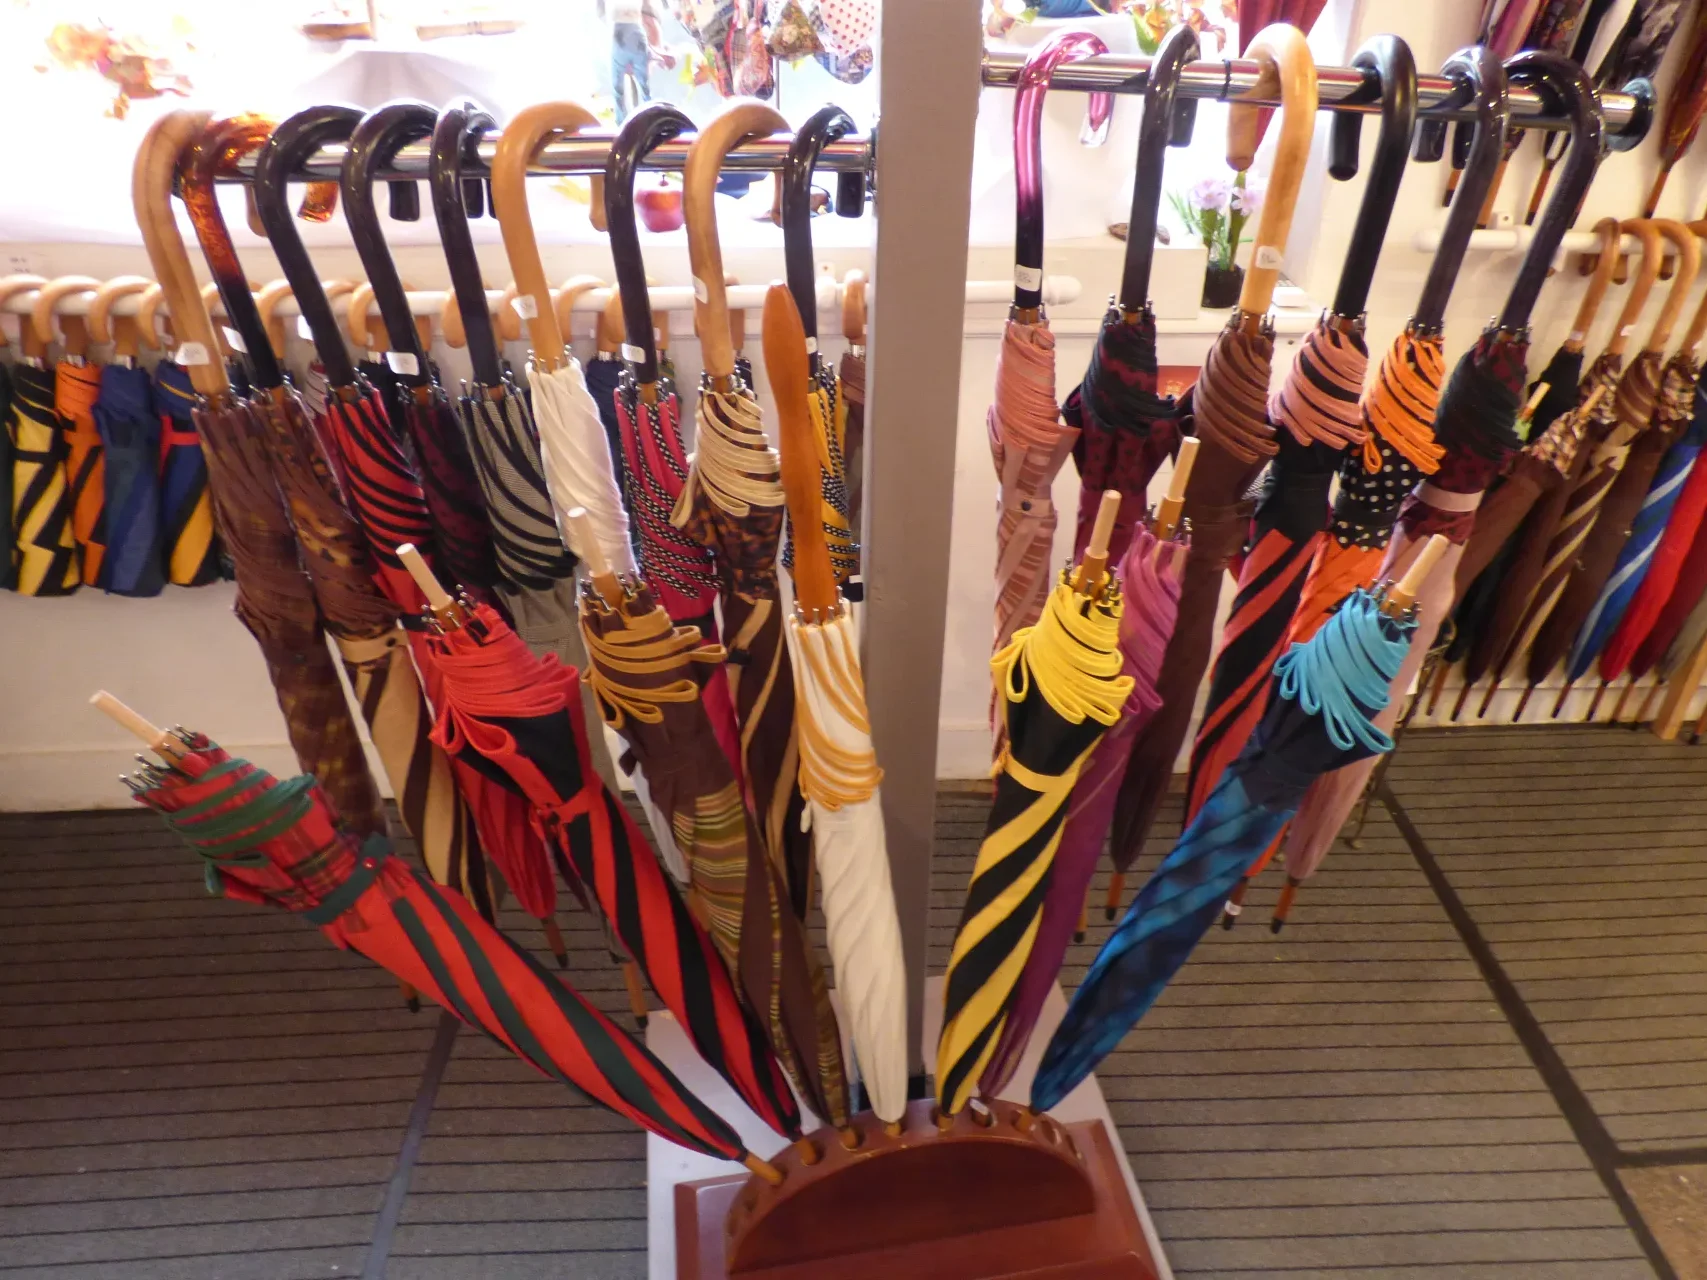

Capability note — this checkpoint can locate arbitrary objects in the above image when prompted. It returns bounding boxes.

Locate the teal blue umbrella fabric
[1032,586,1414,1111]
[93,363,165,597]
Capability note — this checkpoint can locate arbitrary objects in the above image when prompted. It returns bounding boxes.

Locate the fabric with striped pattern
[400,381,502,609]
[8,363,80,596]
[0,365,11,588]
[780,368,861,595]
[153,362,222,587]
[56,360,106,587]
[92,364,164,598]
[132,738,747,1162]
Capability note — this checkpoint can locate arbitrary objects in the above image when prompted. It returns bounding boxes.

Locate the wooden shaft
[1383,534,1448,617]
[685,101,789,380]
[767,283,839,614]
[742,1153,784,1186]
[1151,435,1199,540]
[1521,383,1550,424]
[566,508,623,607]
[1566,218,1621,351]
[1228,24,1318,318]
[1606,220,1664,358]
[1073,489,1121,595]
[1655,629,1707,740]
[1644,220,1700,352]
[90,691,185,761]
[621,960,649,1025]
[1679,219,1707,354]
[1103,872,1125,920]
[842,268,866,344]
[396,543,466,627]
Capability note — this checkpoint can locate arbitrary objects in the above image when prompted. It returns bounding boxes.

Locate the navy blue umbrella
[92,363,165,597]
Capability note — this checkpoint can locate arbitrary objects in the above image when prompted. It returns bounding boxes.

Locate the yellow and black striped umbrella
[9,363,80,595]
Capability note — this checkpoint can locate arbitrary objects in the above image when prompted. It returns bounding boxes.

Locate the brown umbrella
[1109,24,1316,879]
[133,109,386,840]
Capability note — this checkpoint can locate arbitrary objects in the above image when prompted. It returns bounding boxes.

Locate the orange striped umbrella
[56,360,106,587]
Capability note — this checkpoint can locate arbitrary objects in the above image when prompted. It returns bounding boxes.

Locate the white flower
[1189,176,1231,212]
[1231,183,1264,217]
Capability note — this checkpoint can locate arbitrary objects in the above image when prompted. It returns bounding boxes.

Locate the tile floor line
[362,1011,459,1280]
[1379,781,1676,1280]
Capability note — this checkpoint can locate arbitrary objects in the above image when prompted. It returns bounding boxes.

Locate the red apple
[637,182,684,233]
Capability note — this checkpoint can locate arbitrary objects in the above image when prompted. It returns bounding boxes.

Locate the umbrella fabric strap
[1411,483,1482,512]
[302,835,392,926]
[993,575,1132,729]
[581,607,726,729]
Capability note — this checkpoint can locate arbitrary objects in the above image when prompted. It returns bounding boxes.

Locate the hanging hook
[1329,35,1417,320]
[430,100,504,388]
[1118,23,1198,316]
[782,104,855,354]
[606,102,694,391]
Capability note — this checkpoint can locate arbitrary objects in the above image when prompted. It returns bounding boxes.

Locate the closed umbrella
[1107,23,1316,885]
[103,704,777,1178]
[1032,555,1439,1113]
[37,287,108,588]
[579,573,850,1129]
[152,360,223,587]
[992,31,1112,676]
[92,362,164,597]
[1641,3,1707,215]
[840,271,867,540]
[9,361,81,596]
[0,364,12,588]
[1632,515,1707,683]
[769,282,909,1127]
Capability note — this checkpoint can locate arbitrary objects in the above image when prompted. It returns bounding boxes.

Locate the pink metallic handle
[1014,30,1112,310]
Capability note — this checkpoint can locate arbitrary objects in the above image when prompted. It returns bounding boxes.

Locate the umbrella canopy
[583,354,634,532]
[938,556,1134,1116]
[1284,328,1526,883]
[1601,381,1707,678]
[9,362,81,596]
[982,523,1183,1098]
[153,361,223,587]
[1033,581,1417,1113]
[127,733,756,1165]
[580,579,849,1128]
[1655,574,1707,687]
[57,359,107,587]
[92,362,164,597]
[0,365,12,588]
[402,380,504,609]
[1625,460,1707,680]
[420,593,803,1138]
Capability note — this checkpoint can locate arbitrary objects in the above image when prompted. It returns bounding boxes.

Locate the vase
[1201,264,1243,310]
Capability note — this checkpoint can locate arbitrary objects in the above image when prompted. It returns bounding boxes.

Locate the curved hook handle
[606,102,694,386]
[492,100,605,373]
[1499,52,1605,332]
[0,273,44,351]
[256,280,294,359]
[1413,46,1509,332]
[347,281,378,351]
[1015,30,1112,312]
[137,282,170,351]
[782,104,855,347]
[1330,35,1417,319]
[88,275,154,353]
[431,101,504,387]
[343,100,437,381]
[1644,219,1700,352]
[554,273,606,346]
[1565,217,1623,352]
[30,276,101,353]
[132,110,229,398]
[1228,24,1318,321]
[1606,219,1662,358]
[842,268,866,345]
[179,114,286,388]
[1118,23,1199,314]
[685,99,788,381]
[255,104,363,387]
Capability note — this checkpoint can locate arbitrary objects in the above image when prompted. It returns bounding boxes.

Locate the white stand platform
[646,975,1173,1280]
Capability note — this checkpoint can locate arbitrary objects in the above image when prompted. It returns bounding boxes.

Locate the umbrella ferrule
[1230,309,1276,340]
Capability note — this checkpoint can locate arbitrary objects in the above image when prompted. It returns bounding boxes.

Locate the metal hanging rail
[980,48,1651,137]
[214,129,875,184]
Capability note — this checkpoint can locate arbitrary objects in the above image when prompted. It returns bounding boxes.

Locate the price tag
[385,351,420,376]
[176,342,210,367]
[1254,244,1284,270]
[1568,330,1585,344]
[222,326,247,354]
[511,293,538,319]
[297,315,314,340]
[804,336,818,355]
[1620,324,1636,337]
[692,276,710,303]
[1013,264,1043,292]
[621,342,645,363]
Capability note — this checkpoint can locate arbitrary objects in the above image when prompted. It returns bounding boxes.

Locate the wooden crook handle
[136,282,170,349]
[0,273,46,350]
[1567,217,1622,351]
[347,281,378,351]
[1607,219,1664,358]
[492,102,604,372]
[1679,220,1707,354]
[1228,24,1318,322]
[597,288,625,355]
[1645,220,1700,353]
[767,283,837,614]
[685,100,788,380]
[31,275,102,355]
[555,274,607,346]
[256,279,295,358]
[495,283,526,343]
[88,275,154,349]
[842,268,866,344]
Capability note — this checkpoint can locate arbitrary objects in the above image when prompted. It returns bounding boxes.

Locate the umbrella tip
[1073,929,1086,943]
[1102,907,1117,922]
[1269,917,1286,935]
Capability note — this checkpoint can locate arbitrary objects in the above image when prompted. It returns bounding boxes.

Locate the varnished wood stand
[675,1097,1159,1279]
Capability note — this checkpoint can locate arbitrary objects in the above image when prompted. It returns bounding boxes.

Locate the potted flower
[1169,171,1263,310]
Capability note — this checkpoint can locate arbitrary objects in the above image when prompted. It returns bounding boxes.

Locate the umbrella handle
[1605,219,1664,357]
[566,508,623,606]
[430,101,506,388]
[1228,24,1319,323]
[1150,435,1199,541]
[136,282,170,351]
[88,275,155,357]
[90,691,185,762]
[491,100,606,374]
[0,273,44,351]
[256,280,294,360]
[346,282,379,354]
[1382,534,1449,617]
[1329,36,1418,321]
[606,103,694,387]
[342,101,436,381]
[1680,220,1707,354]
[397,543,468,629]
[555,274,607,348]
[30,275,101,358]
[768,283,839,615]
[131,111,232,399]
[685,100,788,383]
[841,269,866,346]
[1565,217,1623,353]
[781,104,856,347]
[1642,220,1701,352]
[1118,23,1198,316]
[1073,489,1121,597]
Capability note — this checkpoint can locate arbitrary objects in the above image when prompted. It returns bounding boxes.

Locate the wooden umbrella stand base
[675,1097,1159,1279]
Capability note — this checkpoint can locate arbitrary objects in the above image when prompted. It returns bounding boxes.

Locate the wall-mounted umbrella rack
[980,47,1652,137]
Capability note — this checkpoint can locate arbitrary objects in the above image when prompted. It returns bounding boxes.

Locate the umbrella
[399,550,804,1141]
[1031,561,1434,1114]
[106,710,777,1176]
[55,355,107,589]
[342,100,504,613]
[92,362,164,597]
[840,271,867,541]
[1642,3,1707,215]
[8,362,81,596]
[981,511,1185,1099]
[1107,22,1317,881]
[991,32,1111,679]
[937,491,1134,1118]
[1062,26,1194,568]
[0,364,12,588]
[152,361,224,586]
[1631,508,1707,683]
[769,282,909,1127]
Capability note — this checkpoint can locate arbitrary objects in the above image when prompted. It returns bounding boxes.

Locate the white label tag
[692,276,709,304]
[1620,324,1636,337]
[621,342,645,363]
[221,325,246,354]
[385,351,420,376]
[176,342,210,367]
[1255,244,1284,270]
[511,293,538,319]
[1014,264,1044,292]
[804,336,819,355]
[297,315,314,341]
[1568,330,1585,344]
